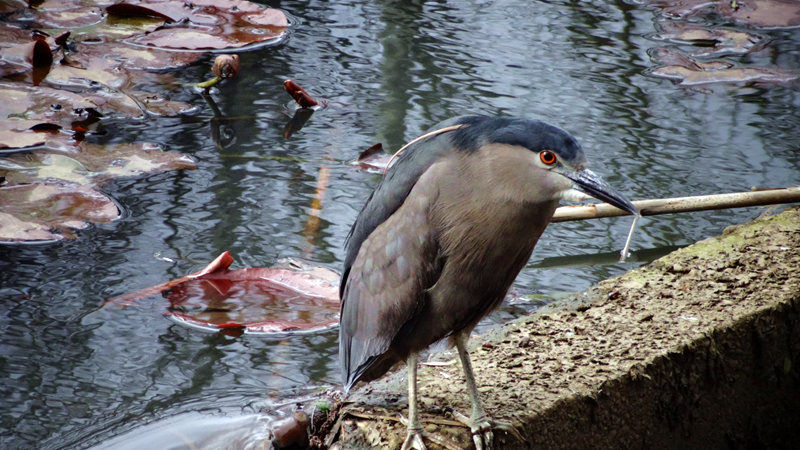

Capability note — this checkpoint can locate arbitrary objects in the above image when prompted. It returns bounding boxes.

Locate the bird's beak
[560,168,639,216]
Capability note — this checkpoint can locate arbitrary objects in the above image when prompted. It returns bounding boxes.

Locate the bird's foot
[398,415,466,450]
[400,428,427,450]
[397,414,427,450]
[450,410,524,450]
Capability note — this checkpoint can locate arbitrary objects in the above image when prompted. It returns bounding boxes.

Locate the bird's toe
[400,429,427,450]
[452,411,524,449]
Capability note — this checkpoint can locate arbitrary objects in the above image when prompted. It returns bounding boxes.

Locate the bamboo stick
[552,187,800,223]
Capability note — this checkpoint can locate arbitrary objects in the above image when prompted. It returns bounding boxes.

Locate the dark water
[2,0,799,448]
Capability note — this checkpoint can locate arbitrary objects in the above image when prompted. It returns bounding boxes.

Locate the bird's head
[452,116,639,216]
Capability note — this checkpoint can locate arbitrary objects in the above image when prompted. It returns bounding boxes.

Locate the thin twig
[552,187,800,222]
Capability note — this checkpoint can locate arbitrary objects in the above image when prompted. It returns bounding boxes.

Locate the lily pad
[109,0,288,50]
[657,21,764,56]
[718,0,800,28]
[45,55,177,91]
[7,0,106,29]
[73,42,202,71]
[0,82,194,148]
[107,251,341,335]
[0,182,120,242]
[650,48,798,85]
[0,140,196,186]
[0,140,196,242]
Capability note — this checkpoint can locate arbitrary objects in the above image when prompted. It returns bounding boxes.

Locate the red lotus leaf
[107,252,341,335]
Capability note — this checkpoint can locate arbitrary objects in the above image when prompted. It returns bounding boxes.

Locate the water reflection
[2,0,799,448]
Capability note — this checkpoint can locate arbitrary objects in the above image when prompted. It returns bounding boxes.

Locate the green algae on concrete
[325,207,800,450]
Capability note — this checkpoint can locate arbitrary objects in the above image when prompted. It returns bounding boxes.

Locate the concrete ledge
[328,207,800,449]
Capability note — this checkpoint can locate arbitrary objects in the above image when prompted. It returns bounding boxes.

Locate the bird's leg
[401,352,427,450]
[453,330,524,450]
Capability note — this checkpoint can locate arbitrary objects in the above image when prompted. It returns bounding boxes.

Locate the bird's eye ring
[539,151,557,165]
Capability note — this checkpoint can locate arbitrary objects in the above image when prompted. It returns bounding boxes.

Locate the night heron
[339,115,638,450]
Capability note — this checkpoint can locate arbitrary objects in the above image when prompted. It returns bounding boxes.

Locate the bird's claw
[451,410,525,449]
[400,429,427,450]
[398,415,427,450]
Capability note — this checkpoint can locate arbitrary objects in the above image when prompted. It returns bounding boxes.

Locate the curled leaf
[284,80,320,108]
[0,38,54,77]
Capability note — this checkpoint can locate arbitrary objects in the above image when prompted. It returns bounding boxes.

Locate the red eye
[539,151,557,165]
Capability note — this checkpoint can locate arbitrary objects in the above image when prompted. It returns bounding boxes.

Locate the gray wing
[340,116,472,299]
[339,118,475,389]
[338,171,443,388]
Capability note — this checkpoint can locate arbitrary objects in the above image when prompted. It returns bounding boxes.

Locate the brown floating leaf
[650,48,797,85]
[110,0,288,50]
[0,140,196,241]
[0,183,120,242]
[9,0,106,29]
[657,22,764,56]
[73,42,202,71]
[107,251,340,334]
[284,80,319,108]
[644,0,715,18]
[718,0,800,28]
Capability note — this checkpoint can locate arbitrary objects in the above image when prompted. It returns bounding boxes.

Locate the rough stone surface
[326,207,800,450]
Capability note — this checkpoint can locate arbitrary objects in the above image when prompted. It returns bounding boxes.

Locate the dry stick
[551,187,800,223]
